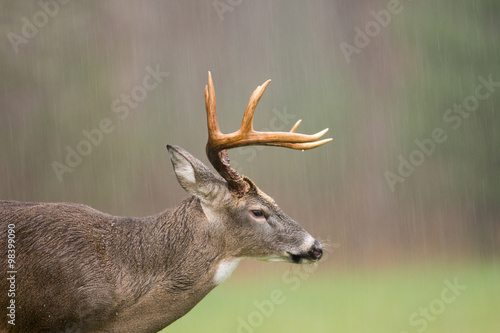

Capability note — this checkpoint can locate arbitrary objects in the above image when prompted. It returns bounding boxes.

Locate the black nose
[308,240,323,260]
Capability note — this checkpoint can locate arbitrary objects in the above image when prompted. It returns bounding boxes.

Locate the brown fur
[0,146,321,332]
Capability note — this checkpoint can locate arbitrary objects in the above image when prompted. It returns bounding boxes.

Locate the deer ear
[167,145,225,200]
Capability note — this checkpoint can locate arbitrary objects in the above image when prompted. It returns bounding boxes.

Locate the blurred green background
[0,1,498,332]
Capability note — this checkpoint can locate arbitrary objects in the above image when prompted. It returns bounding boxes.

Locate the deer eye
[250,210,265,218]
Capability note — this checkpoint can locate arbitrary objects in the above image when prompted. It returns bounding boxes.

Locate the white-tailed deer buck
[1,73,331,333]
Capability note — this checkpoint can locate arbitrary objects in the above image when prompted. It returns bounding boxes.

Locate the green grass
[163,261,500,333]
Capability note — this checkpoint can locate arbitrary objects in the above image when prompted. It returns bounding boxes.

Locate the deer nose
[308,240,323,260]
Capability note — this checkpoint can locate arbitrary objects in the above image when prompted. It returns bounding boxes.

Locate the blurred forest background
[0,1,499,332]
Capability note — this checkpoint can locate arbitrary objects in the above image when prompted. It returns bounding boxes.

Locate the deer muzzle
[308,240,323,260]
[288,240,323,263]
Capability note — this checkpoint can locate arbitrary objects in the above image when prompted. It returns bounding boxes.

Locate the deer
[0,72,331,333]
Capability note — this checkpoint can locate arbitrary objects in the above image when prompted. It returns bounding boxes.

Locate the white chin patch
[214,259,241,285]
[256,256,290,263]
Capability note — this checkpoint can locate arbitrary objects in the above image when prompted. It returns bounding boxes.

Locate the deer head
[167,72,331,268]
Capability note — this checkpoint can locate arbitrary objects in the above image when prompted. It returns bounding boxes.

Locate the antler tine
[252,127,331,144]
[266,138,333,150]
[290,119,302,133]
[240,79,272,134]
[205,71,220,136]
[205,72,250,196]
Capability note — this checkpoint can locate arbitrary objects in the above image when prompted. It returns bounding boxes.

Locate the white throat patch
[214,259,241,285]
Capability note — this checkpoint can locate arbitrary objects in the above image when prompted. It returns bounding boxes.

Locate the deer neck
[109,197,233,300]
[102,197,237,329]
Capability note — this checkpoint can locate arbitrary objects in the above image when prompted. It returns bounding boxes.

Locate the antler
[205,71,332,196]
